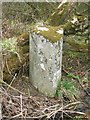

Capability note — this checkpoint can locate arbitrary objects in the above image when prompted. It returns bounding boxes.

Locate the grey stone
[29,27,63,97]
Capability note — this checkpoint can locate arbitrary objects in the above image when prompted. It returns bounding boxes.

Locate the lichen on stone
[34,25,63,43]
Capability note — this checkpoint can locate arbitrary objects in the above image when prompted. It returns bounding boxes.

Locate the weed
[1,37,17,53]
[55,73,79,101]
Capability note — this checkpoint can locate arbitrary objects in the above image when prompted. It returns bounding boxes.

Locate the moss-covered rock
[34,25,63,43]
[66,39,88,52]
[3,33,29,83]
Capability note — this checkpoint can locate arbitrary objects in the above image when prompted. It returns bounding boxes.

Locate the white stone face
[30,32,63,97]
[40,63,45,71]
[37,27,49,31]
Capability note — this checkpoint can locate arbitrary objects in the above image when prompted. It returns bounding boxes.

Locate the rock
[30,25,63,97]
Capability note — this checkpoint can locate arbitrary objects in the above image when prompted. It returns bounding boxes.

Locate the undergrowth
[55,73,81,101]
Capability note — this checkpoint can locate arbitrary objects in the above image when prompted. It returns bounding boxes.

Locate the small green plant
[55,73,79,100]
[0,37,22,62]
[55,79,62,98]
[1,37,17,53]
[62,80,78,100]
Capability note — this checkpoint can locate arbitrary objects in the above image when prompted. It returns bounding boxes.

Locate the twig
[63,111,72,119]
[63,101,82,109]
[42,104,59,116]
[7,73,17,91]
[0,80,40,108]
[10,113,22,119]
[0,89,2,120]
[61,98,64,120]
[64,110,86,116]
[47,101,82,118]
[15,51,22,63]
[5,59,12,75]
[0,80,24,95]
[10,109,26,119]
[20,94,23,117]
[29,96,40,108]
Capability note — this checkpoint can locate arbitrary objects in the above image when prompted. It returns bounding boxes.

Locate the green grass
[55,73,79,100]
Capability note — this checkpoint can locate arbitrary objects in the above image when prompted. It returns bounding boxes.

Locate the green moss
[34,26,63,43]
[64,22,74,30]
[67,39,88,52]
[46,3,68,26]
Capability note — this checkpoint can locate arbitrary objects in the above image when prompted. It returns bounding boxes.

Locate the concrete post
[30,25,63,97]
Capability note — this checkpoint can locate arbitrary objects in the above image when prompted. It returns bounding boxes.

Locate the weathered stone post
[30,25,63,97]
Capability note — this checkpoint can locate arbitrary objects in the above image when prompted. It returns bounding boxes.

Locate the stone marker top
[33,25,63,43]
